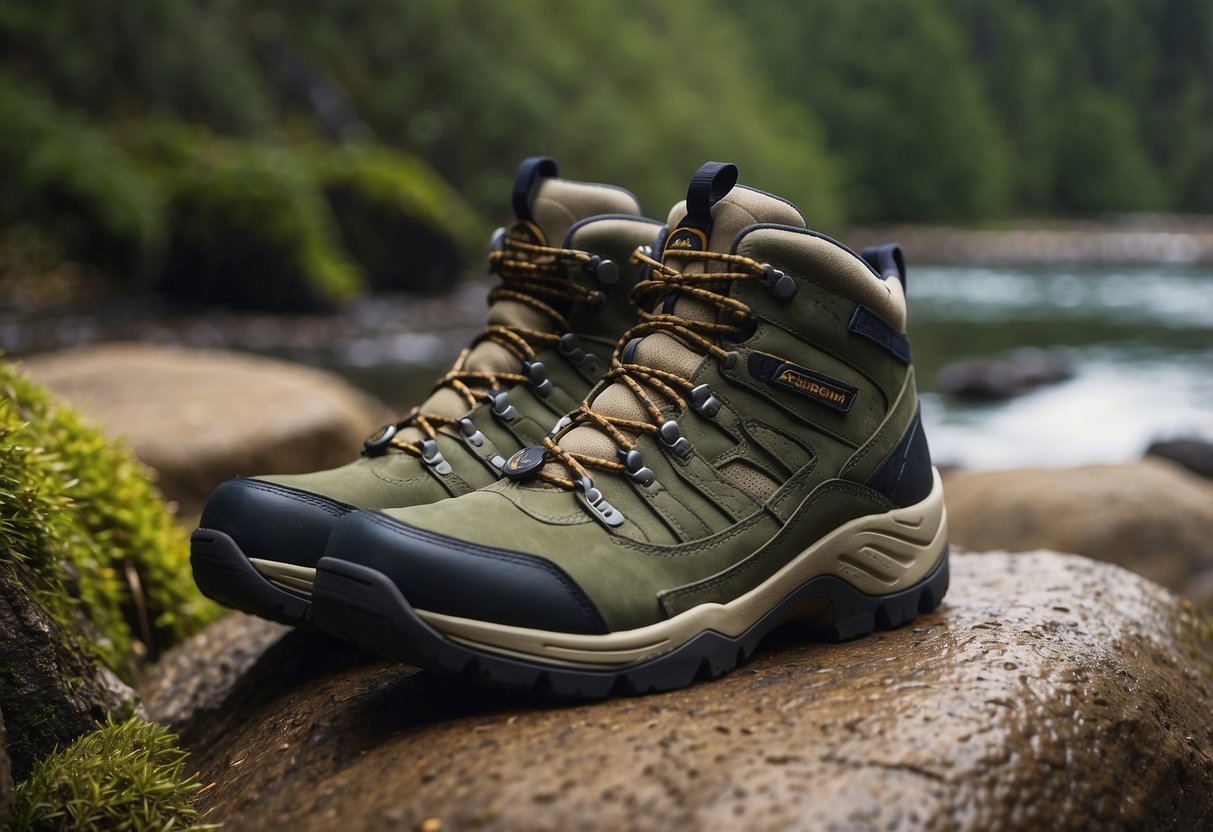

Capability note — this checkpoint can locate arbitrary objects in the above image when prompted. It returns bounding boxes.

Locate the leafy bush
[8,715,213,832]
[0,74,162,283]
[0,359,221,677]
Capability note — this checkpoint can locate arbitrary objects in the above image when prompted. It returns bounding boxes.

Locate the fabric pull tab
[512,156,559,221]
[683,161,739,232]
[861,243,907,292]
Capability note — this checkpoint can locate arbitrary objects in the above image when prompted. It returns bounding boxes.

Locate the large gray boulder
[21,344,392,515]
[148,551,1213,831]
[0,560,140,782]
[944,460,1213,605]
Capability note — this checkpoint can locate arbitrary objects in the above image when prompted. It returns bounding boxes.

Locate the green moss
[136,124,363,311]
[0,359,222,677]
[8,715,215,831]
[312,144,485,293]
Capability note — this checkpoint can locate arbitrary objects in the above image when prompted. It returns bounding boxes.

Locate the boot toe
[199,477,355,567]
[326,509,609,635]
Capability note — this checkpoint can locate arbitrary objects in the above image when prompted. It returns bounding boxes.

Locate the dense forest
[1,0,1209,308]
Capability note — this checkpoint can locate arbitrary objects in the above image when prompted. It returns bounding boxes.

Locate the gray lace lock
[585,255,619,285]
[760,263,796,299]
[689,384,722,419]
[485,389,520,423]
[576,476,625,528]
[457,417,484,447]
[419,438,453,475]
[523,360,553,397]
[659,420,693,460]
[620,449,655,487]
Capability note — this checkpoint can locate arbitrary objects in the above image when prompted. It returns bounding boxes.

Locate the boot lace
[383,235,603,456]
[538,247,769,488]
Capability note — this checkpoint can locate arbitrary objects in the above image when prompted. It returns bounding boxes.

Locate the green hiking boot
[312,161,949,696]
[191,157,662,625]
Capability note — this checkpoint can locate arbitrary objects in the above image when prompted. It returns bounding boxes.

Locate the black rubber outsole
[311,545,950,698]
[191,528,313,627]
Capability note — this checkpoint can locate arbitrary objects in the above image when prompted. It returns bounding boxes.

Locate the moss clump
[8,715,214,831]
[0,359,222,676]
[136,123,363,311]
[315,144,485,294]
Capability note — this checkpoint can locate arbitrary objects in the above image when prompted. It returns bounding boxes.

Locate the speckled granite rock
[944,460,1213,605]
[151,550,1213,831]
[21,344,392,515]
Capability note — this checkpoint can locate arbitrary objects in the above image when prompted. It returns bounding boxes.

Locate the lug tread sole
[311,546,949,698]
[191,528,312,626]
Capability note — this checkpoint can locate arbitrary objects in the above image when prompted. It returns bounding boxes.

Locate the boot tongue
[408,158,643,438]
[551,162,807,475]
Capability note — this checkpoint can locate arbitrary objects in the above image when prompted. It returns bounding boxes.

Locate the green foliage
[746,0,1010,223]
[1,0,1211,305]
[138,125,364,310]
[312,145,485,293]
[266,0,845,229]
[0,359,222,677]
[0,74,162,283]
[8,715,214,832]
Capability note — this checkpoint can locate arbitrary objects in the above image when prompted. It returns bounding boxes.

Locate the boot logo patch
[747,351,857,413]
[664,226,707,254]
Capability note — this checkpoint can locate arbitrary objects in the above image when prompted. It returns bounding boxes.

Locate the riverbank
[849,214,1213,267]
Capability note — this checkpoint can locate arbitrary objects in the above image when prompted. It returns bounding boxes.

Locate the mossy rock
[315,144,485,294]
[1,357,223,780]
[138,124,363,311]
[0,358,222,671]
[8,715,212,831]
[135,124,481,310]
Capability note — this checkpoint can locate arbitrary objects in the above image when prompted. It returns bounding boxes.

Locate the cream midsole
[249,558,316,597]
[415,468,948,670]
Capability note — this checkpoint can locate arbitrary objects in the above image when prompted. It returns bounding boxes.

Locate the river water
[6,264,1211,471]
[910,265,1212,468]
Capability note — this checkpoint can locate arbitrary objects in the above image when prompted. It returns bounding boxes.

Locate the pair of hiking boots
[191,157,949,697]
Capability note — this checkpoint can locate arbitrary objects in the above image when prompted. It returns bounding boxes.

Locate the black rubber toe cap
[199,478,355,568]
[325,510,609,635]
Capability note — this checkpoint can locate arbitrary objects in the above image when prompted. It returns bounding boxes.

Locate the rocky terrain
[5,346,1213,831]
[138,551,1213,831]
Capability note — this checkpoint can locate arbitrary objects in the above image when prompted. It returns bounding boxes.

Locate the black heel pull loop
[861,243,907,291]
[683,161,739,232]
[512,156,559,221]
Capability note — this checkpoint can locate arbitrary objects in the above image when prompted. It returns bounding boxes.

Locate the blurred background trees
[0,0,1209,309]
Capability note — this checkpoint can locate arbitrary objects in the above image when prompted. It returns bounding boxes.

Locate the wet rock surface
[141,613,290,739]
[153,551,1213,831]
[20,343,393,515]
[944,460,1213,606]
[1148,437,1213,481]
[0,560,140,781]
[935,348,1074,401]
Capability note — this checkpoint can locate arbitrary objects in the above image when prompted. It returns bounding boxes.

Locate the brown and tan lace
[538,247,769,488]
[387,236,602,455]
